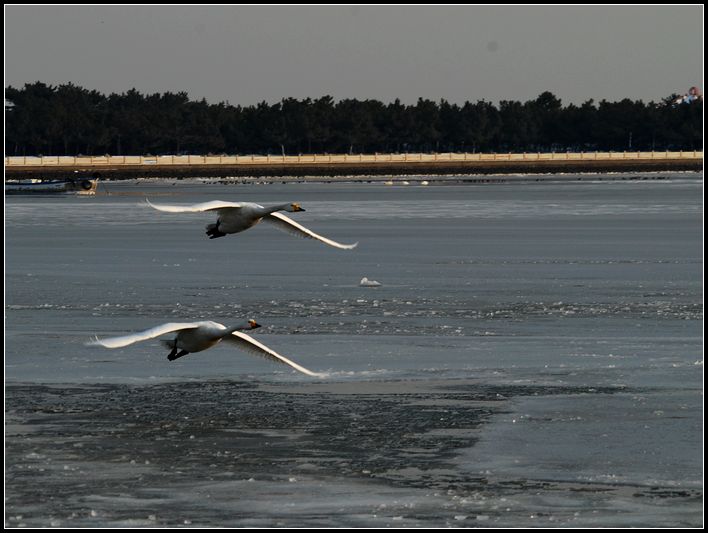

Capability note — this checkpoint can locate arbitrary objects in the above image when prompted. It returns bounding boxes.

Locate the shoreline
[58,170,706,189]
[102,170,702,189]
[6,152,703,181]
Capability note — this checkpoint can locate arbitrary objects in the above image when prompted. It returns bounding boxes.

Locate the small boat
[5,177,98,195]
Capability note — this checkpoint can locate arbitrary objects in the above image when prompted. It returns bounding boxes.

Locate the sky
[4,5,704,107]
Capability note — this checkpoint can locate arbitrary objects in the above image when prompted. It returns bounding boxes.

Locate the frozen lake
[5,176,703,527]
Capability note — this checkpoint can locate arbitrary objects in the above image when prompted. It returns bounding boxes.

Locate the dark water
[5,176,703,527]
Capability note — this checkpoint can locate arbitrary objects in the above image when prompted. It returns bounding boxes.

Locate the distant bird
[146,199,358,250]
[87,320,321,377]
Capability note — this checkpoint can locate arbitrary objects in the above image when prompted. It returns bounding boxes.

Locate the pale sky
[4,5,704,106]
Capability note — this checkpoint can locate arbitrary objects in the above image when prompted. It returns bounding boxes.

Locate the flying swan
[145,199,358,250]
[87,320,322,377]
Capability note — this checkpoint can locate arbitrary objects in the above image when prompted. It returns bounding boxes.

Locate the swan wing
[146,199,245,213]
[223,331,323,377]
[262,212,358,250]
[87,322,202,349]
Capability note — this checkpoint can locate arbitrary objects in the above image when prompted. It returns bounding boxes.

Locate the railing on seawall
[4,151,704,168]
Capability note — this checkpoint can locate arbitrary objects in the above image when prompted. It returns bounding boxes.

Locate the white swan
[86,319,321,377]
[145,199,358,250]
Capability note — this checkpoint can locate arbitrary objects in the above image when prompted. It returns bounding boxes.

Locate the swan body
[146,199,357,250]
[87,320,321,377]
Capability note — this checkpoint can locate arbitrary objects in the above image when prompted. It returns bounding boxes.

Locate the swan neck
[224,324,248,335]
[262,204,291,215]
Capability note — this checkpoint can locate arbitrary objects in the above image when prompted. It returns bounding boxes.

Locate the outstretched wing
[87,322,202,349]
[262,212,358,250]
[145,199,244,213]
[223,331,323,377]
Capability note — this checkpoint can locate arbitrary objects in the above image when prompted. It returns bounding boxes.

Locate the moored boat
[5,177,98,195]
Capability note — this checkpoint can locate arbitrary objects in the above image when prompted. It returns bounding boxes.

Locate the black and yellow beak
[248,319,262,329]
[292,203,305,212]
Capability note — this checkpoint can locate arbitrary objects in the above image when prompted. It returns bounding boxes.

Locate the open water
[5,174,703,527]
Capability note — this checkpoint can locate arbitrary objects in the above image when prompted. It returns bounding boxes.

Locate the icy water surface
[5,176,703,527]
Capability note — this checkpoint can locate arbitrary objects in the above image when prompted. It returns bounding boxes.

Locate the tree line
[5,81,703,156]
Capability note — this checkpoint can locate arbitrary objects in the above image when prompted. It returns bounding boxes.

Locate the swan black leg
[168,349,190,361]
[206,222,226,239]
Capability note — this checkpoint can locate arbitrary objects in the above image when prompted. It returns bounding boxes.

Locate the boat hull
[5,179,98,195]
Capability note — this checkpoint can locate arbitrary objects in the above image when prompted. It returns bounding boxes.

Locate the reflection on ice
[5,380,703,527]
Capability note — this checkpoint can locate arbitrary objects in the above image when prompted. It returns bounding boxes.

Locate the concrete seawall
[5,152,702,181]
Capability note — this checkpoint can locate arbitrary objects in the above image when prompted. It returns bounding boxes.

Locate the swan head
[248,319,261,329]
[287,203,305,212]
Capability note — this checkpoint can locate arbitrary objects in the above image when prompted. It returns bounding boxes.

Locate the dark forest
[5,82,703,156]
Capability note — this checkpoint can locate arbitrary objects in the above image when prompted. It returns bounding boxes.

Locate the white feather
[263,212,358,250]
[87,322,203,348]
[224,332,323,377]
[145,199,244,213]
